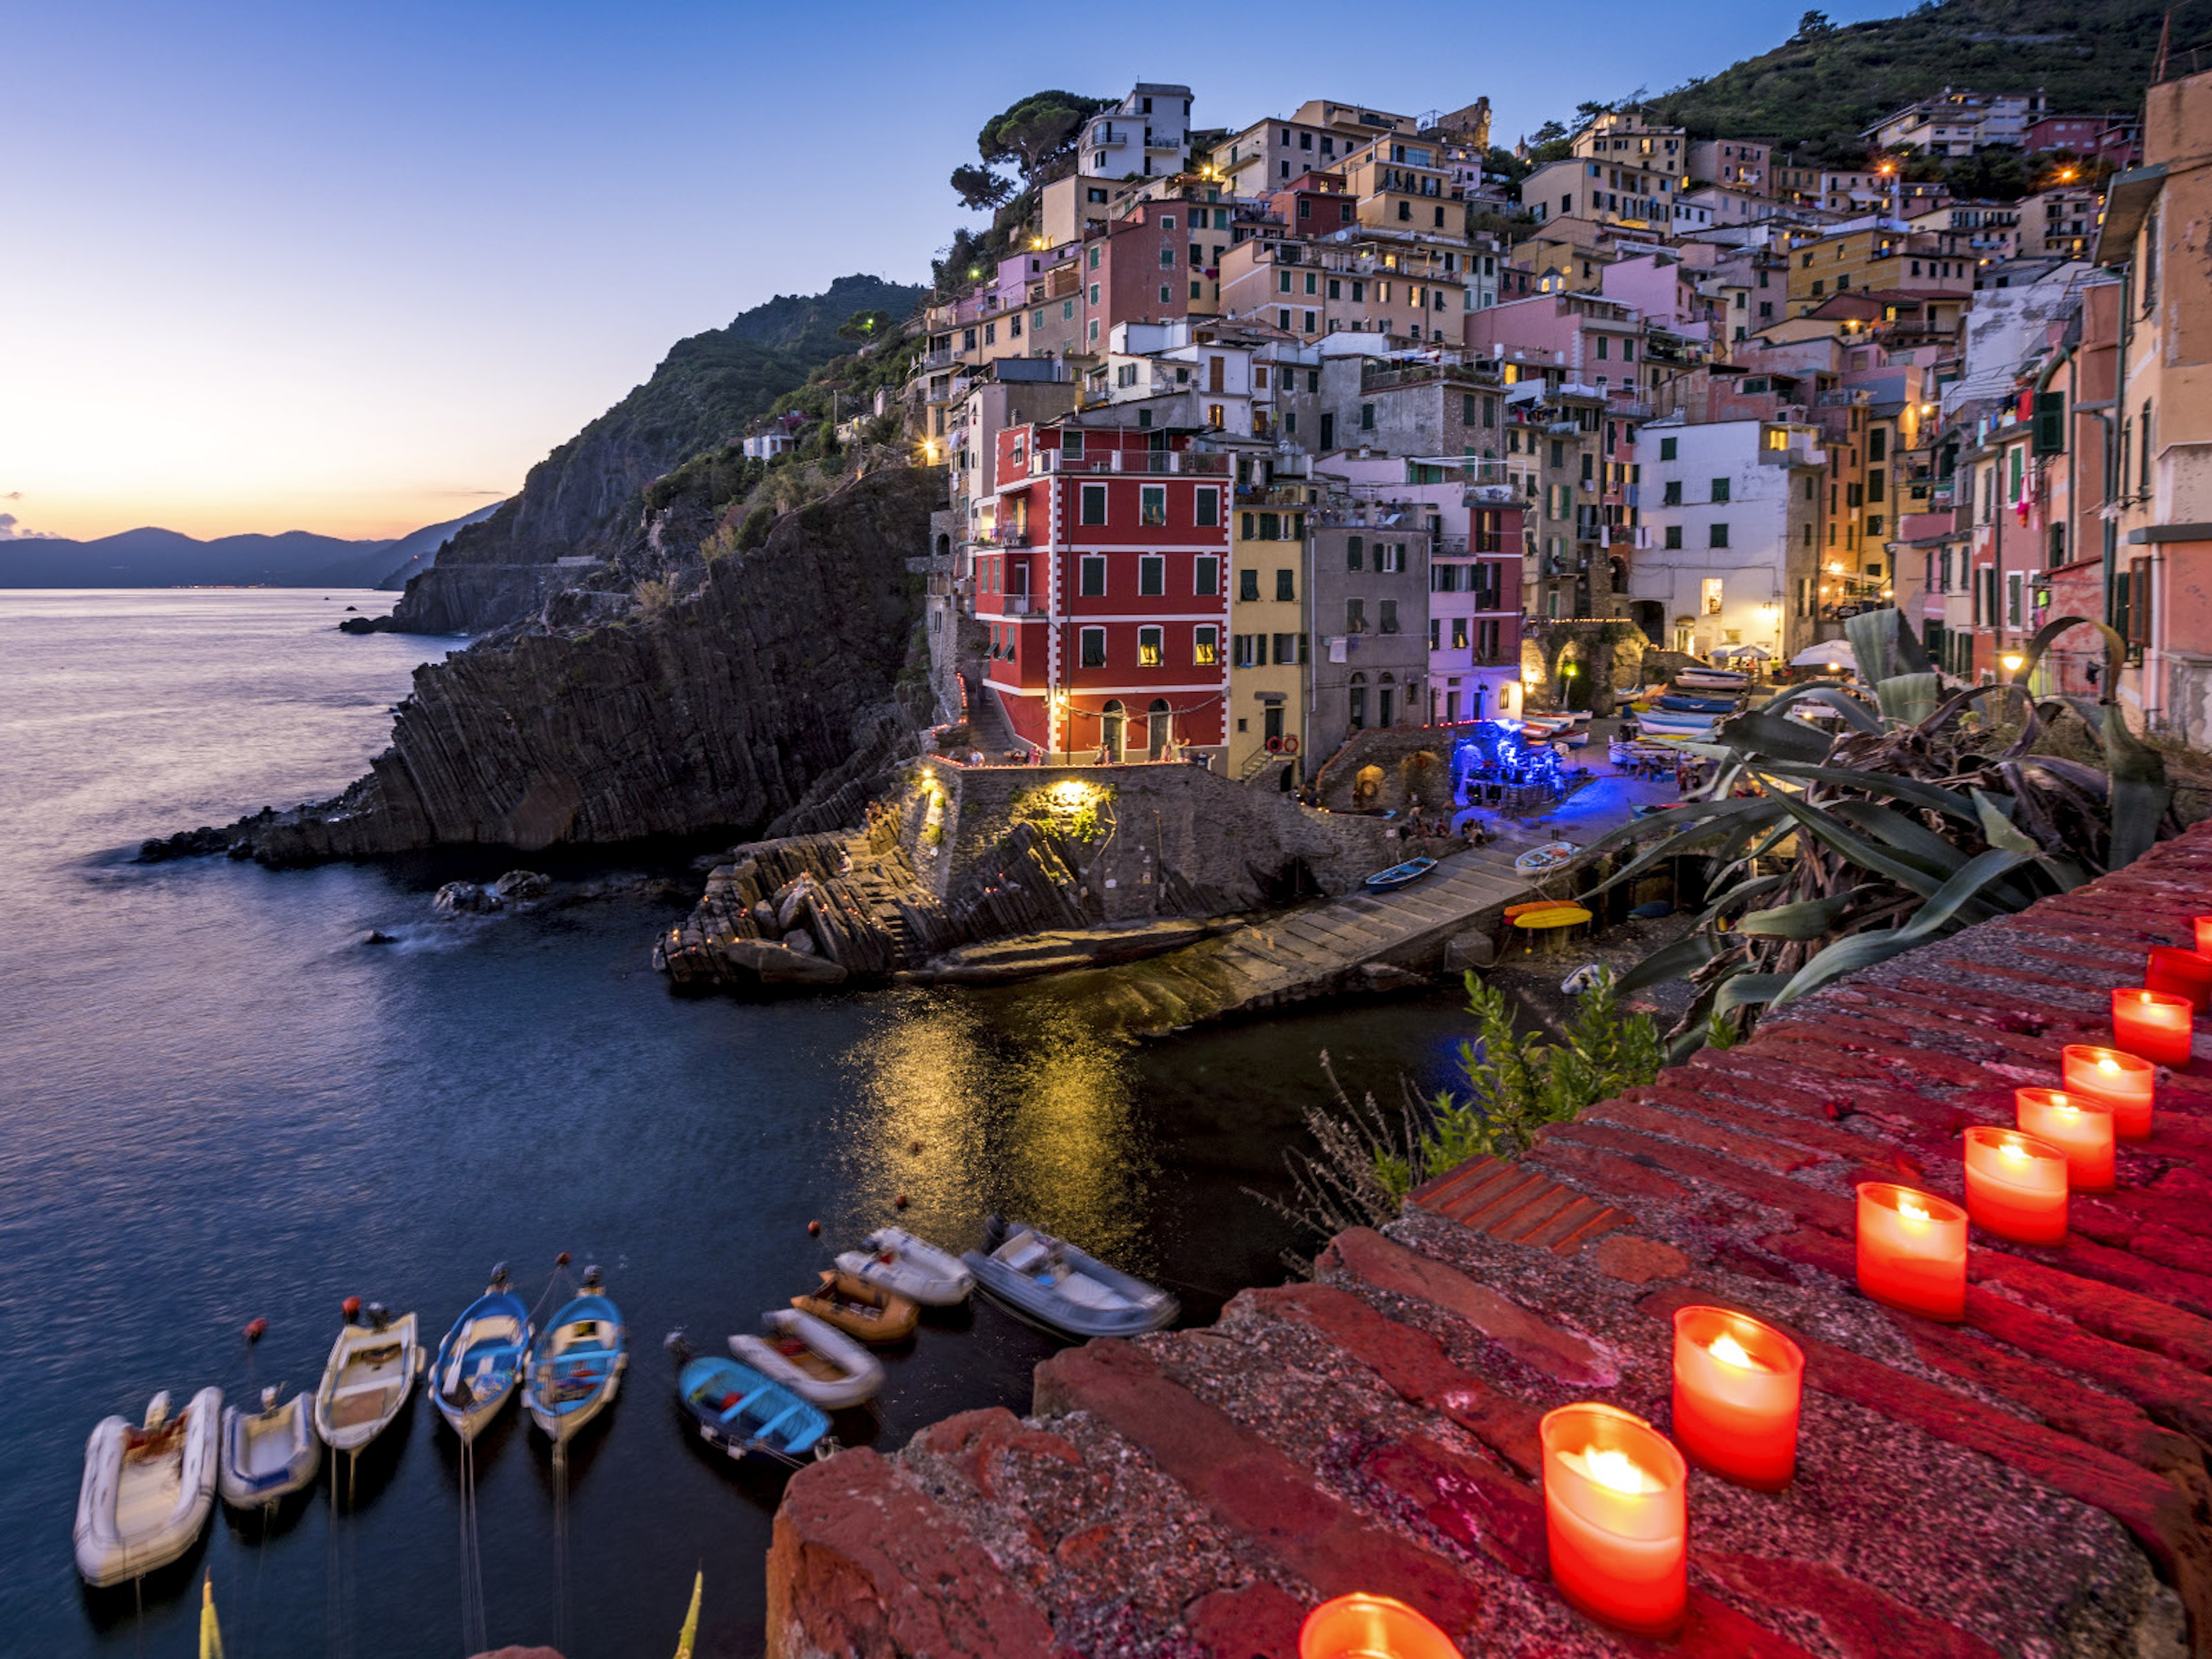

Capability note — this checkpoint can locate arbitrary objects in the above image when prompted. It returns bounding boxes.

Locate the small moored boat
[833,1228,973,1307]
[1364,856,1437,893]
[677,1354,830,1465]
[1655,694,1736,713]
[431,1267,533,1443]
[792,1270,918,1346]
[75,1387,222,1586]
[219,1387,319,1508]
[313,1305,423,1455]
[1513,842,1578,874]
[729,1310,885,1410]
[963,1215,1177,1340]
[1673,669,1749,692]
[522,1269,627,1444]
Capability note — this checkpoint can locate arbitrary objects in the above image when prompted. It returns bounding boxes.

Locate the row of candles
[1296,927,2206,1656]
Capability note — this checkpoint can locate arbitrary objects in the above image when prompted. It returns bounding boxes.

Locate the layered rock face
[227,468,939,863]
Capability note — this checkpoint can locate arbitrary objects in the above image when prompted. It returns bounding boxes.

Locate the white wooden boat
[219,1386,319,1508]
[1513,841,1578,874]
[312,1308,424,1454]
[74,1387,222,1586]
[962,1216,1177,1340]
[729,1309,885,1410]
[834,1227,974,1306]
[1673,668,1749,691]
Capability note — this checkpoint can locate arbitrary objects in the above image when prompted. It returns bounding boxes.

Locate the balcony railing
[1030,450,1229,476]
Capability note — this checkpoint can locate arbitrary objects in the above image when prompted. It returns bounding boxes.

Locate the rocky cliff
[368,273,923,636]
[214,467,940,862]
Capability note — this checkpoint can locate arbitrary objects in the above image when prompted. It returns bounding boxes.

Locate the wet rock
[433,881,499,915]
[715,938,847,986]
[137,826,229,862]
[358,929,396,946]
[491,869,551,903]
[336,616,380,635]
[782,928,819,956]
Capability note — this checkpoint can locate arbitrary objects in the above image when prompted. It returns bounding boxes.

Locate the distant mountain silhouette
[372,503,506,589]
[0,507,499,589]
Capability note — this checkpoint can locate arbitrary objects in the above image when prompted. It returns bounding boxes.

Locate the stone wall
[1308,728,1458,815]
[1520,618,1648,715]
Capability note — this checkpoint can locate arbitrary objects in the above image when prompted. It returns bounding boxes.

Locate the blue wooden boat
[431,1267,532,1443]
[677,1355,830,1465]
[521,1270,626,1445]
[1364,856,1438,893]
[1656,694,1736,713]
[962,1216,1178,1340]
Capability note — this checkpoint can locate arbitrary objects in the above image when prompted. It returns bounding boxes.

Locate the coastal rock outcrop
[216,467,940,863]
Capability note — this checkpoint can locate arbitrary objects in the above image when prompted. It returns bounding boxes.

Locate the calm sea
[0,588,1479,1658]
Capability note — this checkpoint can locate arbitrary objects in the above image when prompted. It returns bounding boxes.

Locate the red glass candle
[2195,916,2212,957]
[1298,1594,1457,1659]
[1671,1306,1804,1490]
[2113,987,2192,1068]
[1961,1126,2069,1244]
[1540,1403,1687,1637]
[2016,1087,2115,1191]
[1855,1183,1967,1321]
[2062,1044,2156,1141]
[2146,946,2212,1012]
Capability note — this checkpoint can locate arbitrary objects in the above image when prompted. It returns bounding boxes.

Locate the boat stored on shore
[832,1228,972,1306]
[74,1387,222,1586]
[964,1215,1177,1339]
[219,1387,319,1508]
[729,1310,884,1410]
[313,1307,423,1454]
[1364,856,1438,893]
[522,1272,627,1444]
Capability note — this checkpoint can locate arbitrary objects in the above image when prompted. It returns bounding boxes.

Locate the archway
[1349,672,1369,731]
[1378,673,1397,729]
[1146,698,1172,760]
[1101,699,1125,762]
[1353,763,1385,806]
[936,533,952,558]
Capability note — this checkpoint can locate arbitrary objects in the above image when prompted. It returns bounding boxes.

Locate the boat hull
[522,1293,627,1444]
[314,1316,423,1455]
[219,1393,319,1508]
[729,1311,884,1410]
[75,1388,222,1587]
[431,1290,533,1443]
[833,1229,973,1306]
[793,1271,918,1345]
[679,1356,830,1463]
[961,1223,1178,1340]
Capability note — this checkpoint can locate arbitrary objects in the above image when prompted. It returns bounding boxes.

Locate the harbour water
[0,589,1482,1657]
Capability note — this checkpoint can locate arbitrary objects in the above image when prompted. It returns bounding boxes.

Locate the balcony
[999,594,1036,615]
[1758,444,1827,468]
[1028,449,1229,477]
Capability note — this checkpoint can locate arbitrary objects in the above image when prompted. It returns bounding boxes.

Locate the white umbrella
[1711,643,1774,660]
[1790,643,1855,670]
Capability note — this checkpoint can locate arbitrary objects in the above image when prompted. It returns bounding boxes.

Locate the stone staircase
[959,666,1023,756]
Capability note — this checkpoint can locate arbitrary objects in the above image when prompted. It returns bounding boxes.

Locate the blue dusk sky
[2,1,1910,543]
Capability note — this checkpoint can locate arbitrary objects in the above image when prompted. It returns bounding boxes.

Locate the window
[1080,626,1107,668]
[1710,478,1730,503]
[1451,617,1469,650]
[1868,428,1888,463]
[1662,480,1682,506]
[1346,599,1366,633]
[1194,487,1220,527]
[1160,285,1172,304]
[1275,569,1295,601]
[2124,559,2153,647]
[1279,271,1293,293]
[1346,536,1363,571]
[1359,403,1375,430]
[1273,631,1302,664]
[1089,283,1100,305]
[1349,678,1367,729]
[1429,618,1441,650]
[1378,542,1404,573]
[1139,486,1166,526]
[1080,555,1107,597]
[1378,600,1400,634]
[1709,523,1730,548]
[1868,469,1885,502]
[1160,249,1176,268]
[1194,626,1219,665]
[1080,483,1108,525]
[1194,555,1218,596]
[1239,567,1259,601]
[1664,524,1683,549]
[1138,626,1163,666]
[1137,555,1165,596]
[1233,633,1260,668]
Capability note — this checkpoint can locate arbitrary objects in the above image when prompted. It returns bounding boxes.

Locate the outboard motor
[982,1214,1009,1252]
[365,1301,391,1332]
[489,1262,510,1290]
[582,1264,604,1293]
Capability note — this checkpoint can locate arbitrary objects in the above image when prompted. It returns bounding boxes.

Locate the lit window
[1194,626,1219,665]
[1139,485,1167,525]
[1138,627,1164,666]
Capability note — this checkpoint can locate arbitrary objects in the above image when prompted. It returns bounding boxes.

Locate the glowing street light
[2001,651,2025,674]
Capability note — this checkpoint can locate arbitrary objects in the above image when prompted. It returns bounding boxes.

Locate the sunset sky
[3,1,1906,546]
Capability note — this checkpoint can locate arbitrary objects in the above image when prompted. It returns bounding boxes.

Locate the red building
[1073,202,1196,353]
[979,422,1232,760]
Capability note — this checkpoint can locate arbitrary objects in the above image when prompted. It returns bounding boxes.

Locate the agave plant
[1593,610,2175,1053]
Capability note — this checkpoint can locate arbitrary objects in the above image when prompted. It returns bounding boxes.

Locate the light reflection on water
[0,590,1479,1658]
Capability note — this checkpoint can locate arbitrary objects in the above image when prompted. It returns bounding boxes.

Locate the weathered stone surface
[212,469,940,863]
[1587,1233,1691,1284]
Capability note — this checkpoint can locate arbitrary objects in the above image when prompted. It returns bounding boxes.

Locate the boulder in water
[491,869,552,903]
[358,929,396,945]
[433,881,500,915]
[782,929,818,956]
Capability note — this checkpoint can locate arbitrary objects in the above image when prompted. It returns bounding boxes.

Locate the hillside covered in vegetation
[1642,0,2207,158]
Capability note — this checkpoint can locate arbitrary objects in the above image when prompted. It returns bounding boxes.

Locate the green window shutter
[2033,392,2065,456]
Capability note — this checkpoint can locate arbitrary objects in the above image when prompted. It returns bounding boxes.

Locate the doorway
[1147,698,1172,759]
[1101,699,1124,760]
[1263,703,1285,748]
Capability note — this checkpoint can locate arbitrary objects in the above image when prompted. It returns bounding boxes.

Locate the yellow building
[1225,467,1312,781]
[1783,226,1977,316]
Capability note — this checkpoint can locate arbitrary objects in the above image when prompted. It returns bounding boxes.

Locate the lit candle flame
[1999,1138,2032,1164]
[1896,1192,1931,1224]
[1707,1331,1770,1370]
[1560,1444,1661,1494]
[2098,1056,2122,1075]
[2053,1101,2079,1120]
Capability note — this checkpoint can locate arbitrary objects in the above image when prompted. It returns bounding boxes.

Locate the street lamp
[2001,651,2025,675]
